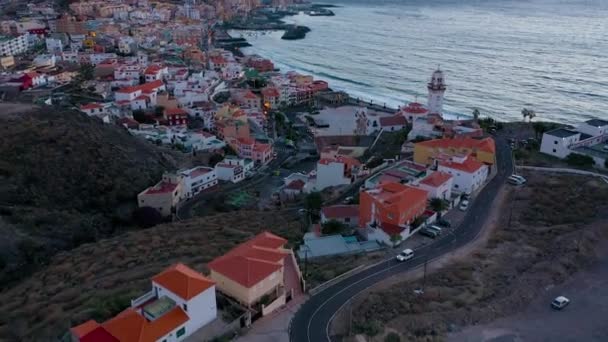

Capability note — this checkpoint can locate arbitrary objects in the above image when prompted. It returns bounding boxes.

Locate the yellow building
[414,137,496,166]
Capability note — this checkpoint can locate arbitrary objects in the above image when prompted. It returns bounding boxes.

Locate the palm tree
[521,108,537,122]
[472,108,480,121]
[429,197,449,217]
[528,110,536,122]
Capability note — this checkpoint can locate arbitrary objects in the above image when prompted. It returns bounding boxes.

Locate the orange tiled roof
[369,182,428,212]
[116,79,164,94]
[208,232,288,288]
[71,320,100,338]
[80,103,103,110]
[420,171,452,187]
[417,137,496,154]
[152,263,215,301]
[439,156,485,174]
[103,307,188,342]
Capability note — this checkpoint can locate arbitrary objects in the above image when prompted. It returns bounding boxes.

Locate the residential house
[261,87,280,109]
[208,232,302,314]
[314,156,361,191]
[215,163,245,183]
[413,136,496,166]
[416,171,453,200]
[144,64,167,82]
[540,119,608,167]
[114,80,166,111]
[321,205,359,227]
[164,108,189,126]
[180,166,217,198]
[437,154,488,194]
[137,174,185,217]
[379,114,407,132]
[359,182,429,244]
[399,102,428,122]
[70,263,217,342]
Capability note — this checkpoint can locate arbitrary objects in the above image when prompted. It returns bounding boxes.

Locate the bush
[565,153,595,168]
[354,320,382,336]
[384,332,401,342]
[321,220,347,235]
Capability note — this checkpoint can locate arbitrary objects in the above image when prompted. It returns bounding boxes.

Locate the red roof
[116,80,164,94]
[208,232,288,288]
[253,143,271,153]
[416,137,496,154]
[152,263,215,300]
[285,179,305,190]
[71,320,100,339]
[144,65,163,75]
[80,103,103,110]
[210,56,227,65]
[381,222,406,236]
[80,327,119,342]
[262,87,280,98]
[439,156,485,173]
[243,91,258,100]
[103,307,188,342]
[143,181,178,195]
[420,171,452,187]
[379,115,407,127]
[321,205,359,219]
[402,102,428,114]
[164,108,187,116]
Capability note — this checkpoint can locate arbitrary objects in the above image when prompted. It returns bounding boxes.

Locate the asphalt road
[289,136,513,342]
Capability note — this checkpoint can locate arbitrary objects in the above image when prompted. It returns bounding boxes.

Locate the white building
[215,163,245,183]
[437,154,488,195]
[118,36,137,54]
[314,156,360,191]
[540,119,608,167]
[427,68,446,116]
[221,155,254,174]
[45,37,63,54]
[540,128,582,159]
[180,166,218,198]
[416,171,453,200]
[0,33,29,56]
[33,54,56,67]
[71,263,217,342]
[114,80,165,110]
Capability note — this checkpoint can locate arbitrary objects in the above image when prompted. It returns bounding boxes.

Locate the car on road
[436,218,451,228]
[551,296,570,310]
[427,225,443,234]
[419,227,439,238]
[396,249,414,261]
[508,174,527,185]
[459,199,470,211]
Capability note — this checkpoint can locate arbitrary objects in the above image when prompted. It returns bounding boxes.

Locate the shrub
[132,207,163,227]
[565,153,595,168]
[354,320,382,336]
[384,332,401,342]
[321,220,347,235]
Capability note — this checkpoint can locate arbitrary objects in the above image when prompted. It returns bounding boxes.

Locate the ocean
[237,0,608,123]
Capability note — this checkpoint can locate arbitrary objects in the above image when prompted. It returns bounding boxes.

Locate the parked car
[396,249,414,261]
[419,227,439,238]
[427,225,443,234]
[436,218,451,227]
[508,174,527,185]
[551,296,570,310]
[459,199,470,211]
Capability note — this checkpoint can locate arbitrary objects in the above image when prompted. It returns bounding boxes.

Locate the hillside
[0,210,303,341]
[0,104,181,286]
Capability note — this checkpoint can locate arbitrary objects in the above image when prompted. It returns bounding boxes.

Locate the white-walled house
[437,155,488,195]
[321,205,359,227]
[215,163,245,183]
[540,119,608,164]
[540,128,582,159]
[114,79,165,110]
[180,166,218,198]
[416,171,453,200]
[70,263,217,342]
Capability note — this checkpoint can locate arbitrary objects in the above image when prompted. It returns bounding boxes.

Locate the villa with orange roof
[114,79,166,111]
[137,173,185,217]
[416,171,453,200]
[71,263,217,342]
[437,154,488,194]
[413,136,496,166]
[359,182,429,244]
[208,232,303,314]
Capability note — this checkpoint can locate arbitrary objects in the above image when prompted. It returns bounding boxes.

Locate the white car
[396,249,414,262]
[459,199,470,211]
[508,174,527,185]
[551,296,570,310]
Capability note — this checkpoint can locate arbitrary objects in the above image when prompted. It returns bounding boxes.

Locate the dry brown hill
[0,104,182,287]
[0,210,303,342]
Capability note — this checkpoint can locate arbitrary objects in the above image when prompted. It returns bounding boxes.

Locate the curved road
[290,137,513,342]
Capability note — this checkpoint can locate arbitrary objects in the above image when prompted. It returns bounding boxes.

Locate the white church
[403,68,448,140]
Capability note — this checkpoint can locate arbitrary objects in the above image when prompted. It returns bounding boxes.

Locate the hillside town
[1,0,607,342]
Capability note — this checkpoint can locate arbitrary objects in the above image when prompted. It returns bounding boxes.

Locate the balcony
[131,289,156,308]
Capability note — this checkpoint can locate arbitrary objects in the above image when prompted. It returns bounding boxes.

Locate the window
[552,149,556,153]
[554,140,558,145]
[183,303,187,312]
[176,327,186,338]
[454,184,459,188]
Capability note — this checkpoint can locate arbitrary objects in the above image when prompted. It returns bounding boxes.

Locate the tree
[321,220,347,235]
[472,108,480,121]
[305,192,323,213]
[384,332,401,342]
[132,109,149,123]
[429,197,449,216]
[132,207,163,227]
[209,153,224,167]
[532,121,547,140]
[565,153,595,168]
[390,234,402,246]
[521,108,537,122]
[223,144,237,155]
[78,63,95,81]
